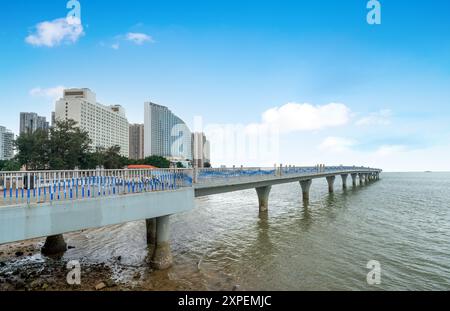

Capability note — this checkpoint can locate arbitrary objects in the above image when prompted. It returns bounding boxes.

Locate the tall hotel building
[129,123,145,160]
[0,126,14,161]
[55,88,129,157]
[144,102,192,160]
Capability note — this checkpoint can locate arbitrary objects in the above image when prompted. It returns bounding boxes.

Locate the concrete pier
[256,186,272,212]
[300,180,312,201]
[41,234,67,256]
[150,215,173,270]
[341,174,348,189]
[146,218,157,253]
[365,174,370,183]
[351,173,358,187]
[1,167,382,269]
[326,176,336,193]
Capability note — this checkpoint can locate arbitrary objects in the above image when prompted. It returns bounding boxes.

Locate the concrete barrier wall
[0,188,195,245]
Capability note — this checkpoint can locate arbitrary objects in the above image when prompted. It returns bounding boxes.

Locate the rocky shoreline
[0,240,199,291]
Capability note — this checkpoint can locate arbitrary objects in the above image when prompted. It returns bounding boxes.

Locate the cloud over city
[261,102,351,133]
[29,86,66,100]
[356,109,392,127]
[319,137,357,153]
[126,32,154,45]
[25,17,84,47]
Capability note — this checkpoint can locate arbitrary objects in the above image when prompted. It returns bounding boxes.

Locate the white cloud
[319,137,357,153]
[356,109,392,127]
[375,145,407,157]
[262,102,351,133]
[126,32,153,45]
[111,43,120,50]
[25,17,84,47]
[30,86,65,100]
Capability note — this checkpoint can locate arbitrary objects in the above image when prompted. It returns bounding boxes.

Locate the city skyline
[0,0,449,171]
[1,88,209,166]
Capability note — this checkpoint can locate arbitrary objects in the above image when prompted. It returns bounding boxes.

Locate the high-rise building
[51,111,56,127]
[55,88,129,157]
[0,126,14,161]
[129,123,144,160]
[204,139,211,165]
[192,132,209,168]
[144,102,192,161]
[19,112,49,134]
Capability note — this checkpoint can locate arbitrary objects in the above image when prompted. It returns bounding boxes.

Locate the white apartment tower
[55,88,129,157]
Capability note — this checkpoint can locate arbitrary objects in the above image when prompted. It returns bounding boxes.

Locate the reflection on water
[1,173,450,290]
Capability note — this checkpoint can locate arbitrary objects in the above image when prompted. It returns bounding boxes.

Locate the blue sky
[0,0,449,171]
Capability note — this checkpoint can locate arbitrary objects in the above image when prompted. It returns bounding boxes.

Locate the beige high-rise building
[55,88,129,157]
[129,124,144,160]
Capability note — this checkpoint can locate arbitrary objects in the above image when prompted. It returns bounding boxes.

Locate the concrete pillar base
[151,241,173,270]
[256,186,271,212]
[41,234,67,256]
[359,174,364,185]
[300,180,312,201]
[149,215,173,270]
[326,176,336,193]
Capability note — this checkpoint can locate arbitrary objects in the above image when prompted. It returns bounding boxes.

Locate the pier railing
[0,166,381,205]
[195,166,380,185]
[0,168,193,205]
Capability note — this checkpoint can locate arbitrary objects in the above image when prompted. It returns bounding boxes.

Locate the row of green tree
[0,119,172,171]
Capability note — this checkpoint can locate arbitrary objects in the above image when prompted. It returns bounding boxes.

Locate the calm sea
[3,173,450,290]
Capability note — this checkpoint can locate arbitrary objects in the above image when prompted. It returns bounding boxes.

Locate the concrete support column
[256,186,272,212]
[146,218,157,252]
[41,234,67,256]
[341,174,348,189]
[365,174,369,183]
[326,176,336,193]
[300,180,312,201]
[351,174,358,187]
[150,215,173,270]
[359,174,364,185]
